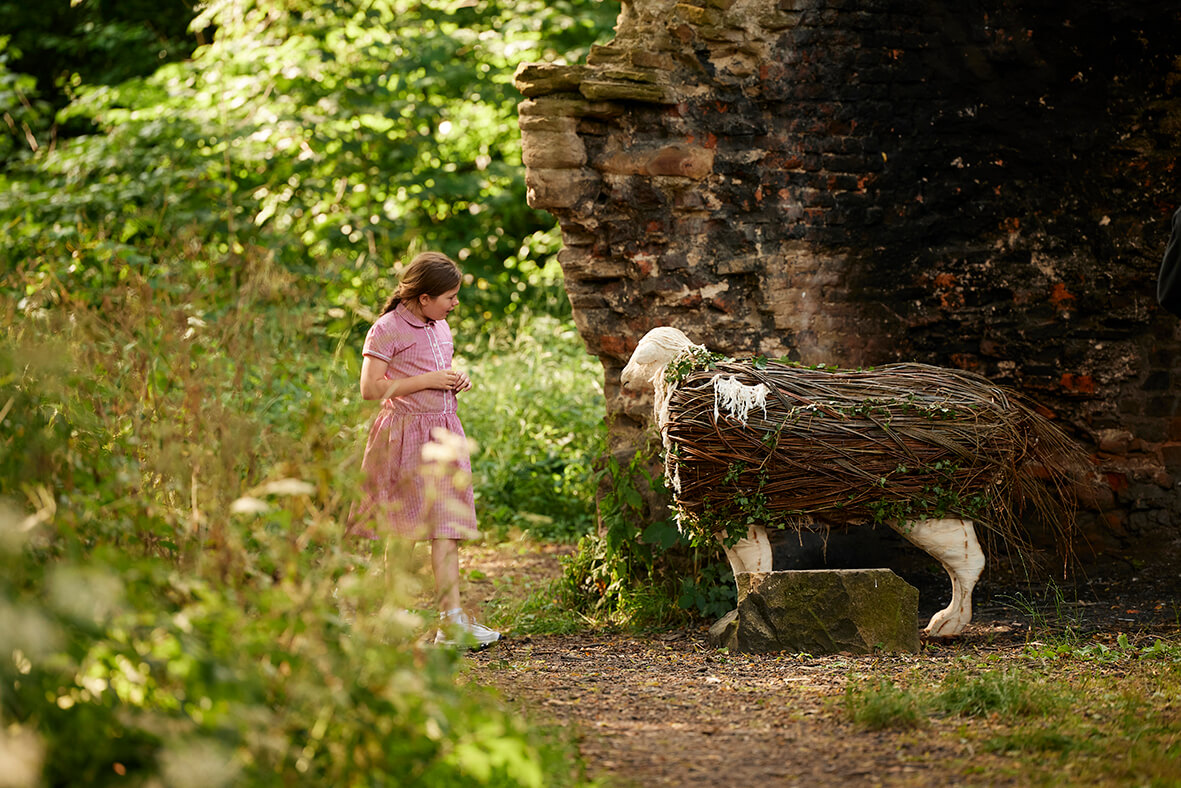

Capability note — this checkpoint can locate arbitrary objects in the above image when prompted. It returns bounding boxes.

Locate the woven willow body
[663,358,1084,546]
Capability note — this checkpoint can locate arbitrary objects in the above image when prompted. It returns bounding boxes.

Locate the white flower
[229,496,270,514]
[258,478,316,496]
[421,428,477,464]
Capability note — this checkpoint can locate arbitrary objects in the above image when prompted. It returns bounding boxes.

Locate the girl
[352,251,500,649]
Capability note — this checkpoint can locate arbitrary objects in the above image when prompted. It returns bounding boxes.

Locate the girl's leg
[431,538,500,648]
[431,537,461,613]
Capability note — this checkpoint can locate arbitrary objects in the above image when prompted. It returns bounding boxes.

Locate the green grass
[845,667,1066,730]
[933,669,1064,718]
[460,312,605,543]
[843,679,926,730]
[485,574,591,637]
[983,727,1088,754]
[841,643,1181,785]
[0,257,601,787]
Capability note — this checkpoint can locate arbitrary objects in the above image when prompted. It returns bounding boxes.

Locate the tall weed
[458,313,604,542]
[1001,578,1085,648]
[0,255,589,786]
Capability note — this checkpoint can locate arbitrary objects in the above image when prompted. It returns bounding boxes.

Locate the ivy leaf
[642,520,683,551]
[622,485,644,511]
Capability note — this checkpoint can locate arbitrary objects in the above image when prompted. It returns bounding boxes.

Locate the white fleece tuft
[712,375,769,426]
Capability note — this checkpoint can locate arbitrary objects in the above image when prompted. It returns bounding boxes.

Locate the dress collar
[394,301,434,327]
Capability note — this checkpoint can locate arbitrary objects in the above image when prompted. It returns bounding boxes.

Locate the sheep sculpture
[621,326,1089,637]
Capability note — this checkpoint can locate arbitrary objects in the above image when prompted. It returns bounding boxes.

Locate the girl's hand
[359,359,470,401]
[422,369,462,391]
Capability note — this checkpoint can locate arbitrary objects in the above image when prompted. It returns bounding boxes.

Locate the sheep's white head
[621,327,703,391]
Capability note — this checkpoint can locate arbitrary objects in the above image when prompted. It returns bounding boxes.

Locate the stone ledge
[520,129,587,169]
[518,96,624,120]
[513,63,588,97]
[581,79,673,104]
[599,143,715,179]
[524,167,602,211]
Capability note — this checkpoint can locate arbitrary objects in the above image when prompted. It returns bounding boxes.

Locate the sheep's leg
[890,517,984,637]
[717,523,773,576]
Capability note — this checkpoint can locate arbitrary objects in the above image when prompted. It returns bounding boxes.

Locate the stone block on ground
[709,569,920,655]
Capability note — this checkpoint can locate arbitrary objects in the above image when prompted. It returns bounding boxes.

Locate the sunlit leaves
[1,271,598,784]
[0,37,49,161]
[0,0,615,323]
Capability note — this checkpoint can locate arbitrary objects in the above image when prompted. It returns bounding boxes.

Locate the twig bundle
[664,359,1089,550]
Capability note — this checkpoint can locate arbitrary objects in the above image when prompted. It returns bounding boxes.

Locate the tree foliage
[0,0,615,318]
[0,0,198,109]
[0,1,615,784]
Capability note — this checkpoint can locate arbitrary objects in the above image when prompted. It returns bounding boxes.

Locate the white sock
[441,607,462,620]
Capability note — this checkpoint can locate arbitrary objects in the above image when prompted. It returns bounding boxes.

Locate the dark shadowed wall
[515,0,1181,566]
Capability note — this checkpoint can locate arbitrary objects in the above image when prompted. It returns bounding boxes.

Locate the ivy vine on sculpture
[622,326,1093,637]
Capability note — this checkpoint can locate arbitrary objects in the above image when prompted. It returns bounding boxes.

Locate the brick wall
[515,0,1181,562]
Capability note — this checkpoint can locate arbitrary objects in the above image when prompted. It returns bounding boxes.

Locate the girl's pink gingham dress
[350,302,478,541]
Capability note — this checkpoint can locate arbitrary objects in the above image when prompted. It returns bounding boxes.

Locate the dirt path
[470,631,974,786]
[458,542,1181,787]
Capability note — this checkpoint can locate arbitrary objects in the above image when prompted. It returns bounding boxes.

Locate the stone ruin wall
[514,0,1181,564]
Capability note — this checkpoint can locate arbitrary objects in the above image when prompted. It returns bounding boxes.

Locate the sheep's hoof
[922,609,969,638]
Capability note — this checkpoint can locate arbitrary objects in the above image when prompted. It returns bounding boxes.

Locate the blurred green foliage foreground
[0,273,603,786]
[0,0,617,784]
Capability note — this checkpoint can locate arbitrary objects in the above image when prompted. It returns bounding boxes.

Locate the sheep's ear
[629,327,692,363]
[627,341,673,366]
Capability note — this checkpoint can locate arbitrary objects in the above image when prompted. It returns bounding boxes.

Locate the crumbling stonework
[515,0,1181,560]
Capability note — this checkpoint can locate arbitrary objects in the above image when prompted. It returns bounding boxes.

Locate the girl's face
[418,285,460,321]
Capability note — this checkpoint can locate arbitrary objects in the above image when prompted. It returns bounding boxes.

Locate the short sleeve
[362,314,407,362]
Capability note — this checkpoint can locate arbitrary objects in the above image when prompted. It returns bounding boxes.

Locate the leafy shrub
[556,450,737,627]
[459,313,604,542]
[1,503,576,786]
[0,36,50,164]
[0,260,590,786]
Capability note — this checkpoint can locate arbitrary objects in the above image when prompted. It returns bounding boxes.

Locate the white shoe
[434,611,501,650]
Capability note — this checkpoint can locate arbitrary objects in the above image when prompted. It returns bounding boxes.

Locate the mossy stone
[712,569,920,654]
